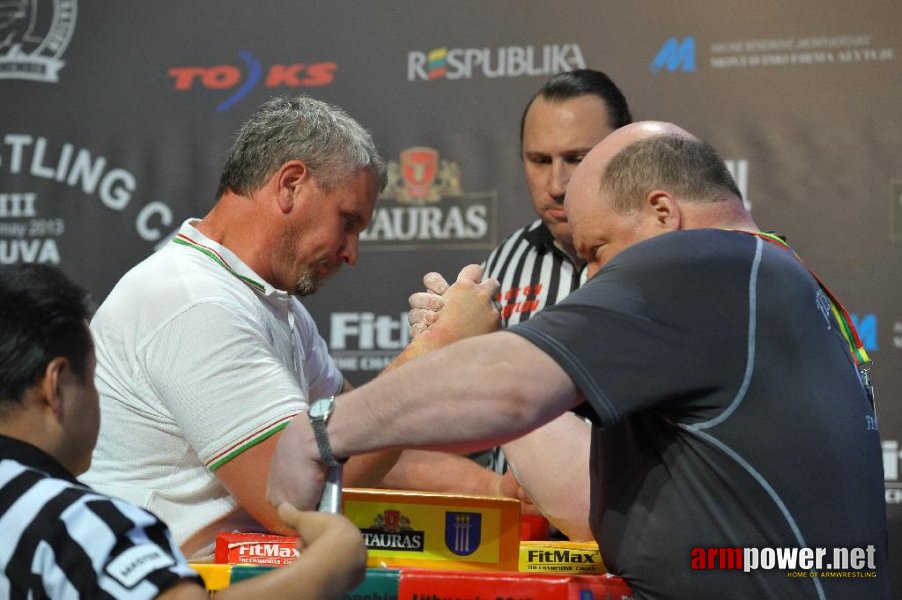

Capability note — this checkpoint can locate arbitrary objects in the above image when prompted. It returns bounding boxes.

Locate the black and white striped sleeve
[1,463,200,599]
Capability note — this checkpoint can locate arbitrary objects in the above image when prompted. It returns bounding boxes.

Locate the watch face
[309,397,332,419]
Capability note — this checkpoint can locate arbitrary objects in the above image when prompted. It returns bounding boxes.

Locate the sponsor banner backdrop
[2,0,900,592]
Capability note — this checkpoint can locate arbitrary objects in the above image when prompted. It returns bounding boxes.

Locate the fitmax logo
[168,51,336,112]
[651,37,696,73]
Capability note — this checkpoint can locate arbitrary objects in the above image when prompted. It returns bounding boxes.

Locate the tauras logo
[361,147,496,250]
[0,0,76,82]
[361,510,425,552]
[408,43,585,81]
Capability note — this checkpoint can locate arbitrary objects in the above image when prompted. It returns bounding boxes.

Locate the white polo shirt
[83,220,342,559]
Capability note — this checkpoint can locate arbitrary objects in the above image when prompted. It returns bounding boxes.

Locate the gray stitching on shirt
[516,328,618,424]
[678,424,826,599]
[696,237,763,430]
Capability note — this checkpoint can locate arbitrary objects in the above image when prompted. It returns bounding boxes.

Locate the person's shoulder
[491,220,543,251]
[95,242,254,324]
[617,228,756,265]
[484,219,545,267]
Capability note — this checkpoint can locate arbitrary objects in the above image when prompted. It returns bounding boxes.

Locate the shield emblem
[383,509,401,532]
[444,511,481,556]
[400,147,439,201]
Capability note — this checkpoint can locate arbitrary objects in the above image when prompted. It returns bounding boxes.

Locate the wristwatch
[308,396,348,467]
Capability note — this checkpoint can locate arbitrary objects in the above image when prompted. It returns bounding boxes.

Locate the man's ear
[38,357,68,418]
[275,160,311,214]
[644,190,681,231]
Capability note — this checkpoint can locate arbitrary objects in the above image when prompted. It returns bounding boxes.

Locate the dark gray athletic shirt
[512,229,890,600]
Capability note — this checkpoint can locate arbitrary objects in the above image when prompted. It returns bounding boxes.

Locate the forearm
[378,450,504,496]
[343,449,403,487]
[267,332,579,510]
[502,412,593,540]
[330,333,576,456]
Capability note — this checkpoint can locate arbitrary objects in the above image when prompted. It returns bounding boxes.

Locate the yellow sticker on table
[344,500,501,563]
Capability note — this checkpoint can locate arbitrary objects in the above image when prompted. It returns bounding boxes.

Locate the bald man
[268,122,889,599]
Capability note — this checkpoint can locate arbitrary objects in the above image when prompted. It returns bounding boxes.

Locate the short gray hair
[216,95,386,197]
[602,134,741,213]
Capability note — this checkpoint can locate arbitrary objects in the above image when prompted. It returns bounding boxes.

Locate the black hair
[0,264,94,406]
[519,69,633,143]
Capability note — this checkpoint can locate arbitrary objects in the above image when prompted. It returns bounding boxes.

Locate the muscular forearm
[378,450,504,496]
[343,450,402,487]
[329,333,577,457]
[268,330,581,510]
[502,412,593,540]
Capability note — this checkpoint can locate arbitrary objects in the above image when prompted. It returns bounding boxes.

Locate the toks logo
[168,50,336,112]
[360,147,497,250]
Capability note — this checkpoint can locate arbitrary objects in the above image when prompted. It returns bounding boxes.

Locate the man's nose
[341,235,359,266]
[548,159,570,200]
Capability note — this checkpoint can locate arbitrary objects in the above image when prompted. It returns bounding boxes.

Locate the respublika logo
[650,36,696,73]
[851,313,878,351]
[885,439,902,505]
[360,147,497,250]
[0,0,76,82]
[168,51,337,112]
[408,43,585,81]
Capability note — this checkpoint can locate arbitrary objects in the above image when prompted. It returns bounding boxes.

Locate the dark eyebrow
[344,211,368,231]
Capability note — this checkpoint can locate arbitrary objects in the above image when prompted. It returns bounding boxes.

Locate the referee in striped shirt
[409,71,633,538]
[0,264,365,599]
[481,70,633,477]
[484,68,633,329]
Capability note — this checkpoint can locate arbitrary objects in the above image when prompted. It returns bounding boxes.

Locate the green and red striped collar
[171,221,272,295]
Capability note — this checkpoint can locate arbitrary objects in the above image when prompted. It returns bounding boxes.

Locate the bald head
[564,121,755,275]
[566,120,744,214]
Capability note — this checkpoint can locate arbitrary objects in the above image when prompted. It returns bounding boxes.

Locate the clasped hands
[408,264,501,343]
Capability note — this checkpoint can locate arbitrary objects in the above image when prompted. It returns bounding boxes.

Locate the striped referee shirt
[479,219,587,473]
[0,435,200,599]
[483,219,586,328]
